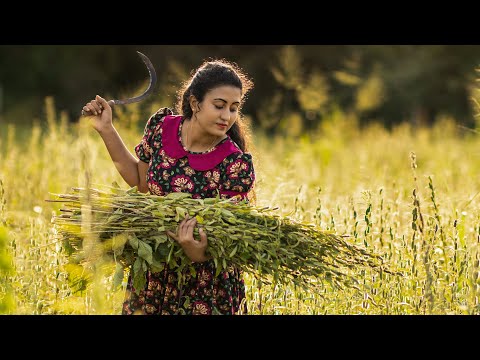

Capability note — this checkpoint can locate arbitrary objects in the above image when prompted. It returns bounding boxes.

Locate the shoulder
[223,148,254,165]
[145,107,174,129]
[218,149,255,199]
[154,107,174,118]
[221,150,255,177]
[219,137,254,168]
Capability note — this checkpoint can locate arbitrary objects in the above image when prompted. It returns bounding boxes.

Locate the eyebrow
[214,98,241,105]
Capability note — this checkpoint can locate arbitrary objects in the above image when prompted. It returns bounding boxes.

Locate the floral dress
[122,108,255,315]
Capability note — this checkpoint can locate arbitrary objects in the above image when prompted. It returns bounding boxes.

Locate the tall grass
[1,98,480,314]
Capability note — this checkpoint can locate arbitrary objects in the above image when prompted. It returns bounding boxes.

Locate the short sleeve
[219,152,255,201]
[134,107,172,163]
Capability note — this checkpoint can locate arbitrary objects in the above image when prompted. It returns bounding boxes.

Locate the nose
[220,108,231,122]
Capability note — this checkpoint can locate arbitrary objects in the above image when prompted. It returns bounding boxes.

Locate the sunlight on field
[1,100,480,315]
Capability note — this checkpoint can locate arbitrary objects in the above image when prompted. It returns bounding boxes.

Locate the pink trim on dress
[161,115,241,171]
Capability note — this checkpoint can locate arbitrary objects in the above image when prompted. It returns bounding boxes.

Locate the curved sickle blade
[111,51,157,105]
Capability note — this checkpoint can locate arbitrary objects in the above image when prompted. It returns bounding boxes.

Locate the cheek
[210,107,223,117]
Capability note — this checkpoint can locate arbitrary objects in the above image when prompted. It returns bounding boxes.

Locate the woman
[82,59,255,315]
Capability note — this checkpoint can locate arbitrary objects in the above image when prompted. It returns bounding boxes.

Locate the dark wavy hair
[175,59,254,152]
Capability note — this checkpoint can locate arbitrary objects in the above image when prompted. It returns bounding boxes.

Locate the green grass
[2,100,480,314]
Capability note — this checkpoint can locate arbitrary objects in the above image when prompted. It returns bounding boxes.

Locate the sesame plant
[2,97,480,314]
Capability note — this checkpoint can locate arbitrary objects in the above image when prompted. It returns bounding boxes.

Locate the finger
[198,227,208,244]
[83,104,93,115]
[90,99,102,114]
[184,217,197,236]
[84,102,100,116]
[82,106,93,117]
[178,213,192,232]
[177,216,187,235]
[96,97,115,110]
[166,230,178,241]
[95,95,108,110]
[179,219,196,239]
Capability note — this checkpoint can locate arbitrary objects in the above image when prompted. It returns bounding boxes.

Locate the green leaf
[138,240,153,264]
[167,243,174,264]
[214,258,222,277]
[128,234,139,250]
[165,192,192,200]
[229,246,238,258]
[156,244,170,259]
[133,270,146,295]
[153,235,168,251]
[170,257,178,268]
[175,207,187,219]
[112,233,128,256]
[112,263,125,290]
[151,253,166,272]
[133,257,142,274]
[221,209,235,218]
[203,198,217,204]
[131,257,147,294]
[126,186,138,194]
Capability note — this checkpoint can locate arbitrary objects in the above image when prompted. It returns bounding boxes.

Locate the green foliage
[51,187,389,295]
[0,226,15,313]
[2,45,480,131]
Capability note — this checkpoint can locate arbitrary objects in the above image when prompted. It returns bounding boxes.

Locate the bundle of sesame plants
[50,185,392,293]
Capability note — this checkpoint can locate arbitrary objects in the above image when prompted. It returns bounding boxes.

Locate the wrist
[97,123,115,136]
[190,253,211,263]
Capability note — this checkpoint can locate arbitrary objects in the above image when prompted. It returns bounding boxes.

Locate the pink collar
[162,115,241,171]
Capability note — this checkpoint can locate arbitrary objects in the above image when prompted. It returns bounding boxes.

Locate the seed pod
[50,186,398,294]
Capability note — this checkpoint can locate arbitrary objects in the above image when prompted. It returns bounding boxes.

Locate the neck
[184,119,220,152]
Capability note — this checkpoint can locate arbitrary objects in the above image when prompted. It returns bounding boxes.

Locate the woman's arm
[82,95,149,193]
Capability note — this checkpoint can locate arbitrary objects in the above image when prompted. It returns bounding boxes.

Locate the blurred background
[2,45,480,136]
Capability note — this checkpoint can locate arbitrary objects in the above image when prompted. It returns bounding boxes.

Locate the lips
[216,123,228,129]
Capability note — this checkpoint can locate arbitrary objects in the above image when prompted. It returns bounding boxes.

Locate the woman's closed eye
[215,105,238,112]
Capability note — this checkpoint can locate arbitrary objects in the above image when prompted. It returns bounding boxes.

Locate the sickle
[81,51,157,116]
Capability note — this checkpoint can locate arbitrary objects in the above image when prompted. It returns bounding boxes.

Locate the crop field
[1,99,480,314]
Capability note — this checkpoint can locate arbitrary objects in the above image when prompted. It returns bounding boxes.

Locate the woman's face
[192,85,242,138]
